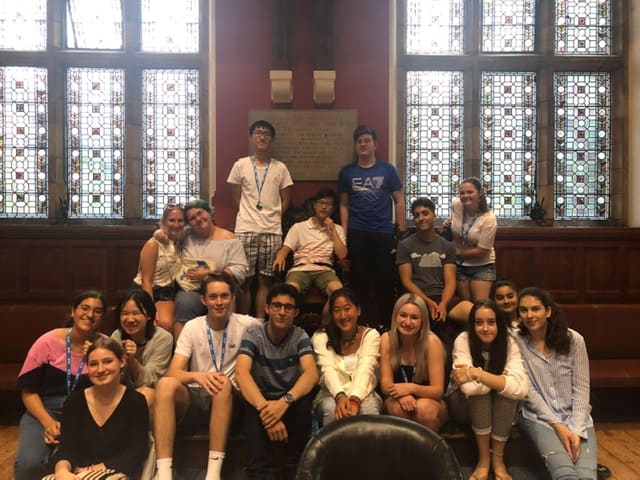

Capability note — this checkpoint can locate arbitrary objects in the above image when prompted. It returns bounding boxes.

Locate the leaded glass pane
[406,0,463,55]
[553,73,610,219]
[66,68,124,218]
[406,71,464,219]
[0,0,46,51]
[142,70,200,218]
[141,0,199,53]
[482,0,535,53]
[0,67,48,218]
[481,72,536,218]
[556,0,611,55]
[66,0,123,49]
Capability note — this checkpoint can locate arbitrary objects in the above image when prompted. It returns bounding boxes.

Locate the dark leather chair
[295,415,463,480]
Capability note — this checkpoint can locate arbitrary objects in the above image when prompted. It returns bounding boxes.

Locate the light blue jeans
[518,415,598,480]
[14,395,65,480]
[315,392,382,428]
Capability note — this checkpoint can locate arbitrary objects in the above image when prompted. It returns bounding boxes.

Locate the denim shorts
[456,263,496,282]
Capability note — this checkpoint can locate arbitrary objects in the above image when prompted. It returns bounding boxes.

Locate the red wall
[214,0,390,227]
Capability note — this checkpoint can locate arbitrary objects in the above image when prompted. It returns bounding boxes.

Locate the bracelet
[348,396,361,409]
[335,391,347,402]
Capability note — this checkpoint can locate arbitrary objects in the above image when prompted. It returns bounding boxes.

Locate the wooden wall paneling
[112,245,143,294]
[628,247,640,299]
[537,247,582,301]
[495,246,537,288]
[68,246,109,292]
[27,246,66,297]
[0,247,21,295]
[582,247,623,300]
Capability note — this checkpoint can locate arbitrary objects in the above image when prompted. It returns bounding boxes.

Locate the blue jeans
[14,395,65,480]
[315,392,382,428]
[518,416,597,480]
[174,290,207,323]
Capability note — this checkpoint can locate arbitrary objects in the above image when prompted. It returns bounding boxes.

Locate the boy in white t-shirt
[153,272,261,480]
[227,120,293,319]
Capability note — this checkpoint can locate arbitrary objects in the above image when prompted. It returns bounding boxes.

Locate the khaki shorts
[285,269,340,292]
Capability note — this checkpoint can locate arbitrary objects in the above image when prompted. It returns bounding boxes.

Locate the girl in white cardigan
[448,299,529,480]
[311,288,382,427]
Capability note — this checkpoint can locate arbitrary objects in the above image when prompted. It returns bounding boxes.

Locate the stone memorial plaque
[249,109,357,181]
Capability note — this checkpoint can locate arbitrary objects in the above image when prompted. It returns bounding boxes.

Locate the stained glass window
[0,67,48,218]
[141,0,199,53]
[66,68,125,218]
[405,71,464,218]
[556,0,611,55]
[406,0,463,55]
[0,0,47,51]
[482,0,535,52]
[481,72,536,218]
[554,73,610,219]
[142,70,200,218]
[66,0,123,49]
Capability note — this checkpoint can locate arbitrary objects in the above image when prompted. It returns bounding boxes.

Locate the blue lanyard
[251,156,270,210]
[66,328,86,396]
[400,364,416,383]
[460,211,479,248]
[205,322,228,373]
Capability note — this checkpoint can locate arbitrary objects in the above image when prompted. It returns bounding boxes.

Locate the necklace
[341,326,359,347]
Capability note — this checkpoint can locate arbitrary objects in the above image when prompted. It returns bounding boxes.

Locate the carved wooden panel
[0,247,21,292]
[28,247,66,295]
[69,247,110,292]
[583,247,622,299]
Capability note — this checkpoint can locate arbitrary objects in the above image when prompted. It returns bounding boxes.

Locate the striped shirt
[239,323,313,400]
[284,218,346,272]
[515,328,593,438]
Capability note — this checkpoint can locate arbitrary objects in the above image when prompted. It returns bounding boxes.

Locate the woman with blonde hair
[379,294,447,431]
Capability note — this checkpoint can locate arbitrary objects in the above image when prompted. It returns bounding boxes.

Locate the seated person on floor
[153,273,261,480]
[111,289,174,408]
[235,283,318,480]
[311,288,382,427]
[14,291,106,480]
[272,188,347,312]
[45,337,149,480]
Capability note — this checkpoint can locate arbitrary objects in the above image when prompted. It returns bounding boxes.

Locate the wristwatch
[283,392,295,404]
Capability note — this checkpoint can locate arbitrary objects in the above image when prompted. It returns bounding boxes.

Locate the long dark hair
[517,287,571,355]
[467,299,509,375]
[324,288,361,355]
[116,289,156,341]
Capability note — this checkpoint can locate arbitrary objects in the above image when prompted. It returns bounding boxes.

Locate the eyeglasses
[252,129,273,138]
[77,304,104,316]
[269,302,297,313]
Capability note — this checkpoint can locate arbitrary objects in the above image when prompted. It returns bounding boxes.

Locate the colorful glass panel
[66,0,123,49]
[0,67,48,217]
[405,71,464,218]
[482,0,535,52]
[406,0,463,55]
[480,72,536,218]
[556,0,611,55]
[0,0,46,51]
[66,68,124,218]
[142,70,200,218]
[141,0,199,53]
[554,73,610,219]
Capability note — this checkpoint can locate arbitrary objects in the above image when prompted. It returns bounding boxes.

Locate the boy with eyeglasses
[235,283,318,479]
[272,188,347,307]
[227,120,293,320]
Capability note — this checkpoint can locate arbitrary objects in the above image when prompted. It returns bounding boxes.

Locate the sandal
[490,450,512,480]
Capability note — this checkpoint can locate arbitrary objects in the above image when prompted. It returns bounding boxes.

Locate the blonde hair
[388,294,432,384]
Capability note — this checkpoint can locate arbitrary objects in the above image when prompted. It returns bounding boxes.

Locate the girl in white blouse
[448,299,529,480]
[311,288,382,427]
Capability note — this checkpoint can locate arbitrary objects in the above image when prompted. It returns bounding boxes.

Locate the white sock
[155,457,173,480]
[205,450,226,480]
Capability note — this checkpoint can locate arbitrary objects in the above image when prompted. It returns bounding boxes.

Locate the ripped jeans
[518,416,597,480]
